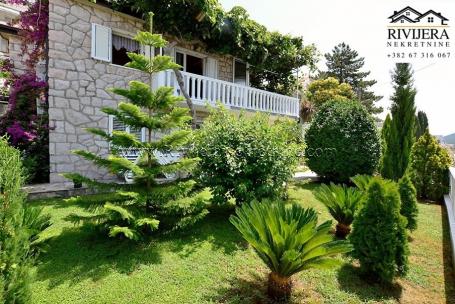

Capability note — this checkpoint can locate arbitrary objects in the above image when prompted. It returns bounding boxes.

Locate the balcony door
[175,50,205,99]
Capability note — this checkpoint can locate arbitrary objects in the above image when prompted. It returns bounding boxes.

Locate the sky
[219,0,455,136]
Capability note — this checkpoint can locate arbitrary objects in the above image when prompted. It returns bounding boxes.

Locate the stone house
[1,0,300,185]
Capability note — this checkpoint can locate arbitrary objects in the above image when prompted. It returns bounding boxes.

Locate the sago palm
[314,183,363,238]
[230,200,352,300]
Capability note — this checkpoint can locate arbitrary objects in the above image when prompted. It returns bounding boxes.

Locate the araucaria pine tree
[381,63,416,180]
[64,17,210,240]
[324,43,382,114]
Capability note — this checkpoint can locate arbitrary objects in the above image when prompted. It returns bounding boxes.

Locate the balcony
[155,70,300,118]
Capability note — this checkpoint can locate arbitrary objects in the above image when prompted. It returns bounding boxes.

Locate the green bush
[313,183,363,238]
[230,200,351,300]
[191,107,299,205]
[305,100,381,183]
[409,132,453,201]
[350,177,409,283]
[0,137,33,303]
[398,175,418,231]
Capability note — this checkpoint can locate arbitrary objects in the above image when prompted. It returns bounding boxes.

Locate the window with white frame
[112,33,140,66]
[234,59,248,86]
[91,23,162,65]
[0,35,8,54]
[175,50,204,76]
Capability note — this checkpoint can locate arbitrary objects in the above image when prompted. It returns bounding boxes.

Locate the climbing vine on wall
[101,0,318,95]
[0,0,50,183]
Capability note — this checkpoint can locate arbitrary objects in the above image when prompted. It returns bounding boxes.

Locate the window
[175,51,204,75]
[0,35,8,53]
[401,19,405,23]
[428,17,434,23]
[112,34,140,66]
[406,11,410,16]
[234,59,248,86]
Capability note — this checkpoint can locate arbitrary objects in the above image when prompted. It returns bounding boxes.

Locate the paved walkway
[294,171,319,181]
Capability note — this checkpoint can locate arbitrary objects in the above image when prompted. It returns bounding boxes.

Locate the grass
[29,182,455,303]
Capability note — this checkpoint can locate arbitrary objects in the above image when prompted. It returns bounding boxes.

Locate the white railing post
[170,71,300,118]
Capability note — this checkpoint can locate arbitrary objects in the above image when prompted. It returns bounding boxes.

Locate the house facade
[1,0,300,185]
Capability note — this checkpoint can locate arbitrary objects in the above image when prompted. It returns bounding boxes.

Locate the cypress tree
[381,63,416,180]
[0,138,33,303]
[415,110,429,139]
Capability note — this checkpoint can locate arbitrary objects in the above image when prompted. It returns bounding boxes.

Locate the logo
[386,6,451,61]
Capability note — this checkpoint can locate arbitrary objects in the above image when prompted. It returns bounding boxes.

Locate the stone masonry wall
[48,0,146,184]
[48,0,235,184]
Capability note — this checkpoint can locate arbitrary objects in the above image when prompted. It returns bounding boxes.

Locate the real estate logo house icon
[389,6,449,26]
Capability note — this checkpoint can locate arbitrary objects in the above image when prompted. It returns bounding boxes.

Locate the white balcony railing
[155,70,300,118]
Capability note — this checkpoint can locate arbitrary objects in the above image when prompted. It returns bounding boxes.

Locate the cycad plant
[314,183,363,238]
[230,201,352,300]
[64,16,210,240]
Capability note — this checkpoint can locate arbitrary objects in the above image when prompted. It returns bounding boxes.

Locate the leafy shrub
[230,200,352,300]
[0,137,33,303]
[191,107,299,205]
[314,183,363,238]
[305,100,381,183]
[409,132,453,201]
[350,177,409,283]
[398,175,418,231]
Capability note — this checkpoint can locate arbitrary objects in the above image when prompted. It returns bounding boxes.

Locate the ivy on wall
[101,0,318,95]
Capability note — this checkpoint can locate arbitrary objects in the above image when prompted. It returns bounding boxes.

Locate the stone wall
[47,0,236,184]
[48,0,147,183]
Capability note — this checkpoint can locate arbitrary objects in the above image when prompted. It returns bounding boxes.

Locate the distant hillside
[444,133,455,145]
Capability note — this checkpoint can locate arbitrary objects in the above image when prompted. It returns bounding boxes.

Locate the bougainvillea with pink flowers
[0,0,50,183]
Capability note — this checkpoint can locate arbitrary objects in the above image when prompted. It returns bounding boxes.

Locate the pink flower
[6,121,37,144]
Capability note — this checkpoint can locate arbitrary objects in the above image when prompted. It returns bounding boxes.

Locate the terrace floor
[29,182,455,304]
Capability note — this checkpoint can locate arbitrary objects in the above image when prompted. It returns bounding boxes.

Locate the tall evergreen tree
[381,63,416,180]
[379,114,391,171]
[64,16,210,240]
[0,138,33,303]
[325,43,382,114]
[415,110,429,139]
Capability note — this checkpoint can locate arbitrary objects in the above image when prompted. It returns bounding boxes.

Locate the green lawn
[29,182,455,303]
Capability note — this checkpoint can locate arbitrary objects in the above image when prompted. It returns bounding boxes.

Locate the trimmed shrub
[409,131,453,201]
[191,107,299,205]
[0,137,33,303]
[350,177,409,283]
[305,100,381,183]
[398,175,418,231]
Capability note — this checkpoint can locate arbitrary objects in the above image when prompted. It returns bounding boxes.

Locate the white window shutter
[91,23,112,62]
[109,116,126,134]
[205,57,218,79]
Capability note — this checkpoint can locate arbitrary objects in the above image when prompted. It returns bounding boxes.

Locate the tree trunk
[173,68,197,129]
[335,223,351,238]
[267,272,292,301]
[163,42,197,129]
